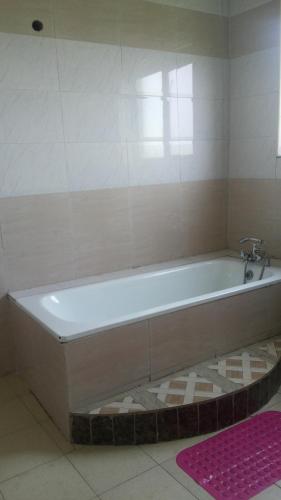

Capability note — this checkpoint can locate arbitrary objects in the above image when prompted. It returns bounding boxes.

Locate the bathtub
[9,254,281,437]
[10,256,281,342]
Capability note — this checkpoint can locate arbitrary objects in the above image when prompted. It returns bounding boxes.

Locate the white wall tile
[229,138,277,179]
[230,93,279,140]
[61,92,122,142]
[0,90,64,143]
[57,39,122,93]
[121,47,177,97]
[179,139,227,181]
[177,54,228,99]
[127,141,180,186]
[66,142,129,191]
[0,144,68,197]
[230,48,279,98]
[121,96,176,142]
[0,33,59,91]
[189,98,225,140]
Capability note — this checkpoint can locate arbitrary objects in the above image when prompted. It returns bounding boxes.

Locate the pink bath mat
[176,411,281,499]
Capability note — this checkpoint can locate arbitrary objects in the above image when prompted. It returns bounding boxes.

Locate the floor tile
[266,402,281,412]
[0,456,95,500]
[68,445,155,495]
[0,377,16,405]
[21,393,49,422]
[253,485,281,499]
[5,374,29,397]
[258,337,281,359]
[0,398,36,439]
[91,395,145,415]
[40,418,74,454]
[100,466,196,500]
[140,433,214,464]
[148,372,224,406]
[258,393,281,413]
[162,458,213,499]
[209,352,273,386]
[0,424,62,482]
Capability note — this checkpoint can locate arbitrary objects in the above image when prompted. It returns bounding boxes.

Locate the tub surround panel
[150,285,281,379]
[10,303,69,437]
[71,338,281,445]
[64,322,150,411]
[0,297,14,376]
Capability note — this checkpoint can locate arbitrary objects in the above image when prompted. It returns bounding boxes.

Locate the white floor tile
[40,418,74,454]
[0,377,16,405]
[0,398,36,438]
[0,424,62,482]
[100,466,196,500]
[4,374,29,397]
[20,393,49,423]
[140,433,214,464]
[253,485,281,499]
[68,445,155,495]
[0,456,95,500]
[162,458,213,499]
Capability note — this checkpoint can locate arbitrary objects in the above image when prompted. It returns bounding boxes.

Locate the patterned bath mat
[176,411,281,499]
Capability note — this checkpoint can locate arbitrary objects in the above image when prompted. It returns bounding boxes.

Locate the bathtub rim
[8,253,281,343]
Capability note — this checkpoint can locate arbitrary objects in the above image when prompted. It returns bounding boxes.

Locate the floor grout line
[64,453,100,498]
[0,455,66,487]
[159,462,199,499]
[95,464,160,498]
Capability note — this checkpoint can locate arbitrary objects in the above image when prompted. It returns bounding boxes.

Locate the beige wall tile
[70,189,133,278]
[120,0,179,53]
[0,0,227,56]
[229,0,280,57]
[180,180,227,255]
[54,0,121,46]
[0,0,55,38]
[177,8,228,57]
[65,321,150,410]
[0,194,76,290]
[129,184,184,267]
[227,179,281,258]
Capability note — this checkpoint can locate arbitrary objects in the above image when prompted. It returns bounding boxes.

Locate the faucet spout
[239,237,263,245]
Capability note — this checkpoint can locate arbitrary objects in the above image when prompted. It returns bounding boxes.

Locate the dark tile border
[71,358,281,445]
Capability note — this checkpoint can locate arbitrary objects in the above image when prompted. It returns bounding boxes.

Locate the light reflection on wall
[137,64,194,160]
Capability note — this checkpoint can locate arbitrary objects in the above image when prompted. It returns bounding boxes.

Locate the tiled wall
[227,0,281,255]
[0,0,230,376]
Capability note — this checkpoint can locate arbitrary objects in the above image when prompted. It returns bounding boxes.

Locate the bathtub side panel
[10,303,70,438]
[150,286,279,379]
[64,320,150,411]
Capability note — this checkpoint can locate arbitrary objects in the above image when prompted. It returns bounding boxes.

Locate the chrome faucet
[239,237,270,283]
[239,237,264,263]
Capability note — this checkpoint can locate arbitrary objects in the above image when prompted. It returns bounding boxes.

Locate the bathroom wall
[227,0,281,255]
[0,0,229,374]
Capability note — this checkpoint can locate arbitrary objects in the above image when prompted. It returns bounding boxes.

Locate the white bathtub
[10,256,281,342]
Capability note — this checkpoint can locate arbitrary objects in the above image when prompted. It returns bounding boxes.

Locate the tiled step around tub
[71,335,281,445]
